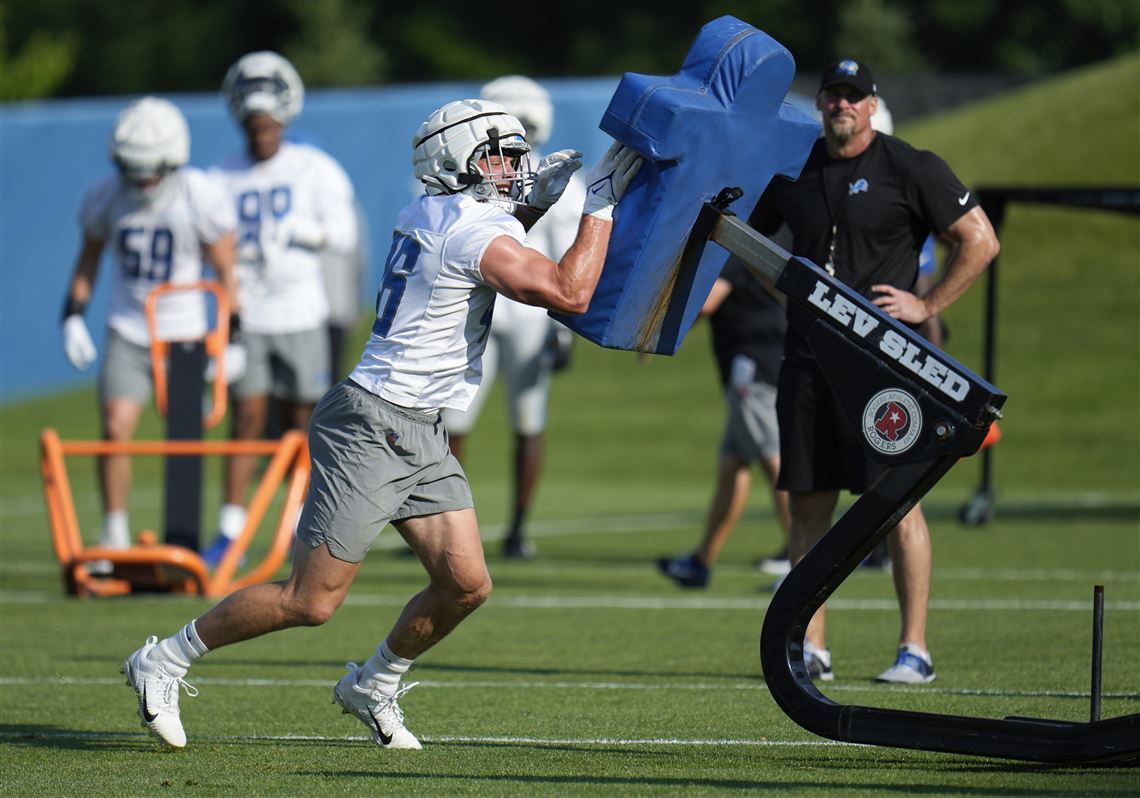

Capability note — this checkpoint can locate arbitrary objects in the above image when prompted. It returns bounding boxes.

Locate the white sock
[900,642,931,663]
[217,504,247,541]
[100,511,130,549]
[358,639,415,695]
[153,621,210,673]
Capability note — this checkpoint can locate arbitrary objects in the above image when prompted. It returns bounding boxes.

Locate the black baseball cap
[819,59,876,97]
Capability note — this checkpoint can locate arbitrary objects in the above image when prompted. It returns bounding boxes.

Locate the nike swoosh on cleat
[367,706,393,746]
[141,684,159,723]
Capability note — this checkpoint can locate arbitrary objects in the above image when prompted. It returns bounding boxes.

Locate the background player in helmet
[60,97,239,572]
[121,98,642,751]
[441,75,587,560]
[203,51,359,566]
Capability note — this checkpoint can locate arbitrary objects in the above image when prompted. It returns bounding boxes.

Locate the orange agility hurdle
[40,429,310,599]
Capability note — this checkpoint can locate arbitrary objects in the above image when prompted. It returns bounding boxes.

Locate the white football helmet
[412,98,533,207]
[480,75,553,149]
[110,97,189,200]
[222,51,304,125]
[871,96,894,135]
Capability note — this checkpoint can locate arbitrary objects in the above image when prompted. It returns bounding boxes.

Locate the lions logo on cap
[862,389,922,455]
[837,59,860,76]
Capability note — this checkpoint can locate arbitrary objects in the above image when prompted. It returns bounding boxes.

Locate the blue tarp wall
[1,79,813,401]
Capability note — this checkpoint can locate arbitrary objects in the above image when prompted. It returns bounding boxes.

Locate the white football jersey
[349,194,526,411]
[211,141,357,334]
[80,168,235,346]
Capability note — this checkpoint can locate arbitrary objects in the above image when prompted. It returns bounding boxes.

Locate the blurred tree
[0,0,1135,100]
[284,0,385,86]
[835,0,925,72]
[0,6,77,100]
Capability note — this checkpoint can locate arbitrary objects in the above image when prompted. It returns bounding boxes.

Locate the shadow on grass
[0,724,163,752]
[297,741,1135,795]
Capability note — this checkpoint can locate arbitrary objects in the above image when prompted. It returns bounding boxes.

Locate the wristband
[61,296,88,324]
[228,313,242,342]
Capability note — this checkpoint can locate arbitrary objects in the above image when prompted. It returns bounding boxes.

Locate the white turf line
[0,727,858,747]
[1,675,1135,700]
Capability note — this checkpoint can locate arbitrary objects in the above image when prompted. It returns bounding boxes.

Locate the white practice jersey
[80,168,235,346]
[488,169,587,332]
[349,194,526,411]
[211,141,357,334]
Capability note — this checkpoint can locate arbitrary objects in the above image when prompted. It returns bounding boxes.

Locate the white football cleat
[121,635,197,748]
[332,662,422,750]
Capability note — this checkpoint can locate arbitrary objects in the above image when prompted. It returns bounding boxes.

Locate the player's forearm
[66,238,104,306]
[550,215,613,314]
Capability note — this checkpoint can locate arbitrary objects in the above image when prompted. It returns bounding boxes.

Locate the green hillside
[902,52,1140,185]
[893,52,1140,502]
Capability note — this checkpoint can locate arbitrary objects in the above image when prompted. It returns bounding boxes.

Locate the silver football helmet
[412,98,533,207]
[480,75,553,149]
[222,51,304,125]
[110,97,190,202]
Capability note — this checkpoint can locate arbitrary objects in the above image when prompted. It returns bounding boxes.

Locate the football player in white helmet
[203,51,359,567]
[123,97,642,751]
[441,76,587,560]
[60,97,240,571]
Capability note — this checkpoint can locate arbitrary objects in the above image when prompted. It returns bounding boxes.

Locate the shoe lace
[369,681,419,725]
[157,664,199,705]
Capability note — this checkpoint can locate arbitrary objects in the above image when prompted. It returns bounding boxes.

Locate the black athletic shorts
[775,355,887,494]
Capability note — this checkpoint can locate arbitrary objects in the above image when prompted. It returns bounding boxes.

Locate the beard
[826,113,858,142]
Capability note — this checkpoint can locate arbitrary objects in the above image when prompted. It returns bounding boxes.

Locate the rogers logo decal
[863,389,922,455]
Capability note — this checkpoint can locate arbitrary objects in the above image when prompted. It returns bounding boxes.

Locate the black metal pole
[163,341,206,551]
[1091,584,1104,723]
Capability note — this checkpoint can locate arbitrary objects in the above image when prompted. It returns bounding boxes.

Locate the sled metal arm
[685,198,1138,764]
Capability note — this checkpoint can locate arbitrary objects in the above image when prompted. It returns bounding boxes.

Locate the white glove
[205,343,247,384]
[527,149,583,211]
[582,142,644,221]
[222,342,247,384]
[282,216,326,251]
[62,314,97,371]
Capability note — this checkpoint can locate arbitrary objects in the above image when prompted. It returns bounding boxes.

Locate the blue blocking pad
[552,16,820,354]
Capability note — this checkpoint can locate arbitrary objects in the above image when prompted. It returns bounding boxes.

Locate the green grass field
[2,55,1138,796]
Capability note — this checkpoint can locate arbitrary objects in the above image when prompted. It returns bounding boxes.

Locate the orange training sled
[146,279,231,429]
[39,429,310,599]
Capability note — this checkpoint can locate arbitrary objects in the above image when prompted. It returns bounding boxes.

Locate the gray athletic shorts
[99,329,153,404]
[296,379,475,563]
[231,326,331,403]
[720,380,781,462]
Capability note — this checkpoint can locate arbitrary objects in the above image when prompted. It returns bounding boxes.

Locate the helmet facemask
[461,129,533,210]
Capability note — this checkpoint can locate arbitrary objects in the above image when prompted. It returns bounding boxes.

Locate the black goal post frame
[959,186,1140,526]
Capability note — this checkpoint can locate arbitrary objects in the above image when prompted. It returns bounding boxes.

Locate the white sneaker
[332,662,422,749]
[121,635,198,748]
[875,644,936,684]
[803,641,834,681]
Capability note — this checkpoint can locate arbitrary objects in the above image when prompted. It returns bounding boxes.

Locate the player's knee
[454,573,492,613]
[285,593,342,627]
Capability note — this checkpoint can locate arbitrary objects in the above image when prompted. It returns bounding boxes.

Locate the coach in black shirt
[752,59,1000,684]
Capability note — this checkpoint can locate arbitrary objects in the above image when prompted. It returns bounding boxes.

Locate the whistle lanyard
[821,149,869,277]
